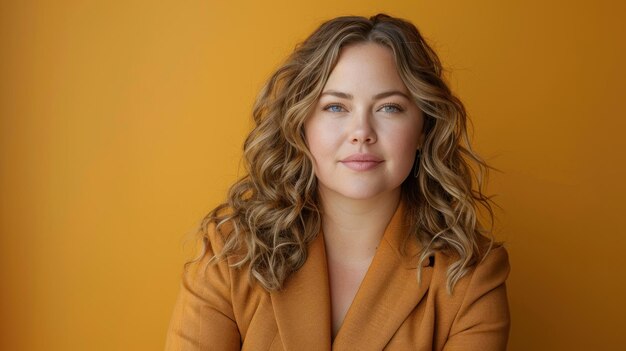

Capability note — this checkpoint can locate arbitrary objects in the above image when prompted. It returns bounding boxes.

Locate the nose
[348,109,377,145]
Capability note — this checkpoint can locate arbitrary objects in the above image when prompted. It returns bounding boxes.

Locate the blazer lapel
[332,200,434,350]
[270,231,332,350]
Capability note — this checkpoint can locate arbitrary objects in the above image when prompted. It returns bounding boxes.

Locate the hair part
[186,13,503,295]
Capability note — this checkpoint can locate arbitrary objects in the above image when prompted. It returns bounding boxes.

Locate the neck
[318,188,401,263]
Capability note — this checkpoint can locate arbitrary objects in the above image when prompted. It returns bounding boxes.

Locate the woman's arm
[442,246,511,351]
[165,223,241,350]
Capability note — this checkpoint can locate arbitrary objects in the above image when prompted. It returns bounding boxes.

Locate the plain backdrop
[1,0,625,350]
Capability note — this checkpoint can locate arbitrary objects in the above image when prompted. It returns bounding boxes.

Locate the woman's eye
[380,104,403,113]
[324,104,345,113]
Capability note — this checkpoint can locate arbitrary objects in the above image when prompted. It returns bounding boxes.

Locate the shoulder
[166,218,243,349]
[429,244,511,346]
[204,217,233,252]
[432,244,511,297]
[186,218,234,283]
[200,212,246,262]
[200,215,262,291]
[471,244,511,287]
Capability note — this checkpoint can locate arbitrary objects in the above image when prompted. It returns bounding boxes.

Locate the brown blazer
[165,200,511,350]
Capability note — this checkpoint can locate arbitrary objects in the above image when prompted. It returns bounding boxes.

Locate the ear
[417,131,426,150]
[416,106,428,146]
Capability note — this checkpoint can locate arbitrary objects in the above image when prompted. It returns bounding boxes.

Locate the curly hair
[185,13,503,295]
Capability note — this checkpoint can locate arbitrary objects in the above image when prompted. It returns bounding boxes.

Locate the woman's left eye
[380,103,403,113]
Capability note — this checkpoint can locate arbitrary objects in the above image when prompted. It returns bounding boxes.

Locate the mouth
[340,153,383,163]
[339,153,384,171]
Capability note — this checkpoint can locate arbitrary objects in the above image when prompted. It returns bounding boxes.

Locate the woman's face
[304,42,425,202]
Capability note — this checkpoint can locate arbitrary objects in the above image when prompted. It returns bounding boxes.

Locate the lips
[340,153,383,171]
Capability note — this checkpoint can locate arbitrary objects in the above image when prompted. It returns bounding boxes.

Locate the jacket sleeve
[442,246,511,351]
[164,223,241,350]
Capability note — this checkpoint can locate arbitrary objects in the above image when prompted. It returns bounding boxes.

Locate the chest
[327,258,372,339]
[234,249,442,350]
[238,290,434,350]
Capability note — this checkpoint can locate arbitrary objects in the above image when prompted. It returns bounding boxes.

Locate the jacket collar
[270,199,434,350]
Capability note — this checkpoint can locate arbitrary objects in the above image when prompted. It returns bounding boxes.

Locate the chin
[330,185,392,201]
[317,177,405,201]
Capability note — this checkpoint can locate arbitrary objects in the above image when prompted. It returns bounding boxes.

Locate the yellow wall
[1,1,624,349]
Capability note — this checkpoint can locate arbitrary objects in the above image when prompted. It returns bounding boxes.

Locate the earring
[413,149,421,178]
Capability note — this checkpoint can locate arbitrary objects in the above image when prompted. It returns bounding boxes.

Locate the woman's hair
[187,13,503,295]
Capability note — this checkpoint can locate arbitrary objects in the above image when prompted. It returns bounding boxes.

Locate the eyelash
[322,103,404,113]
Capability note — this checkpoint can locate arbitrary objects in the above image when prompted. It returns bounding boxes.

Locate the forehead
[323,42,408,95]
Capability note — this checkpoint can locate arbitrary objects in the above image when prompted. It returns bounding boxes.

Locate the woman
[165,13,510,350]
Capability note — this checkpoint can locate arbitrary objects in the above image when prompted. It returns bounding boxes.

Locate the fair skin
[303,42,426,339]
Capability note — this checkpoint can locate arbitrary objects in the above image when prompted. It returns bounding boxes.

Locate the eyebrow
[320,90,411,100]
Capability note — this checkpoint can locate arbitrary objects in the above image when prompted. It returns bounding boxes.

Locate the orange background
[1,1,625,350]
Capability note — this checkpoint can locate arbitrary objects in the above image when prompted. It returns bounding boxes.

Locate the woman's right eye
[323,104,345,113]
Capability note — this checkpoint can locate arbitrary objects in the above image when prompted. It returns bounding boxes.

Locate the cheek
[404,118,424,149]
[388,123,423,166]
[304,127,327,172]
[395,142,419,170]
[304,120,340,160]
